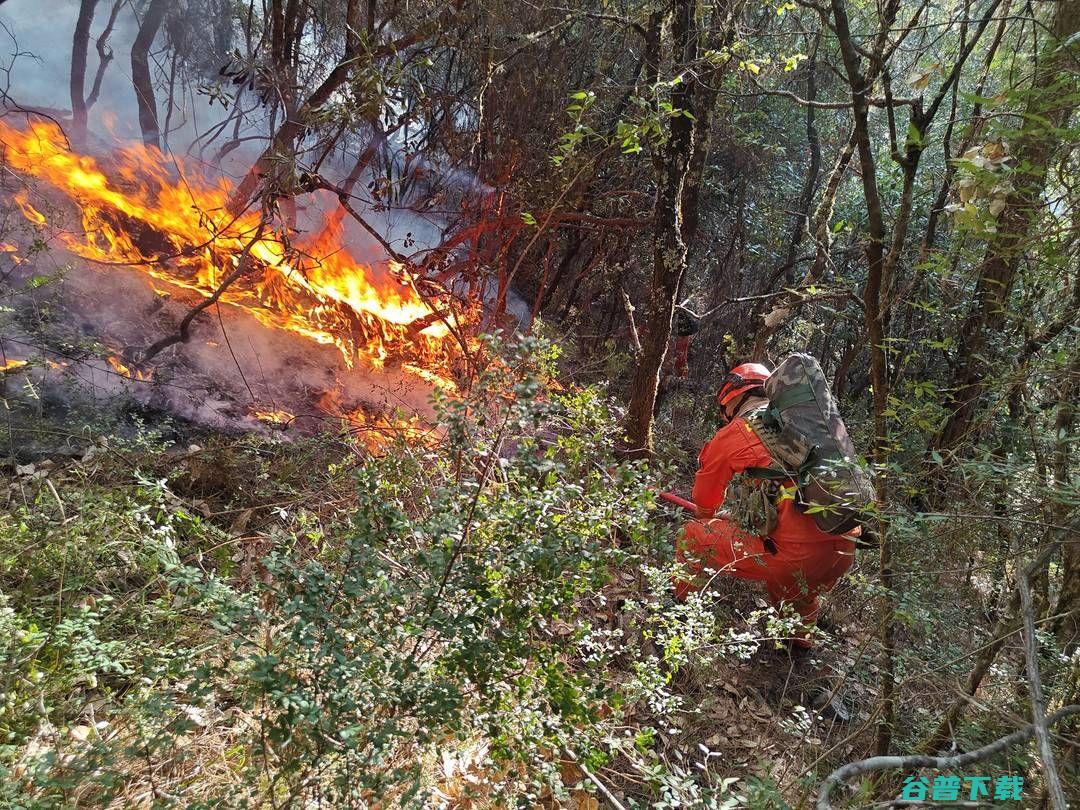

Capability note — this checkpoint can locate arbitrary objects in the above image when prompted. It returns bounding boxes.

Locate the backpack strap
[747,459,816,485]
[743,405,780,438]
[744,466,790,480]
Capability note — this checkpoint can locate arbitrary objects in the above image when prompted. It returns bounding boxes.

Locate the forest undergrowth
[2,329,1069,808]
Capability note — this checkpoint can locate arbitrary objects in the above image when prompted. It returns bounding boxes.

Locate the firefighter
[654,306,701,416]
[675,362,856,648]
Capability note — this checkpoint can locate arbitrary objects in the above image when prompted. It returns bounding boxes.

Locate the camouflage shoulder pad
[741,408,790,475]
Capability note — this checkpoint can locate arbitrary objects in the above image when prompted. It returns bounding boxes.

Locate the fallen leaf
[230,508,254,535]
[68,725,93,742]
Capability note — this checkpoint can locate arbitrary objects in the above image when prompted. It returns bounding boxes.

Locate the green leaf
[906,121,926,148]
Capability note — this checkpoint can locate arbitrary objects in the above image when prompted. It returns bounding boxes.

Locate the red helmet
[717,362,771,406]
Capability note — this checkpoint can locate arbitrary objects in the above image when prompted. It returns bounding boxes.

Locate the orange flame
[0,121,465,378]
[0,241,27,265]
[14,194,46,225]
[316,389,432,452]
[252,408,294,425]
[107,355,151,380]
[1,359,28,373]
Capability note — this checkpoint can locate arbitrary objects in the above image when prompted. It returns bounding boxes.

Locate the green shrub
[1,337,750,807]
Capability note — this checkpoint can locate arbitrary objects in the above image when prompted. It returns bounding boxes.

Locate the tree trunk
[624,0,699,457]
[829,0,900,756]
[1052,351,1080,651]
[70,0,98,145]
[130,0,169,149]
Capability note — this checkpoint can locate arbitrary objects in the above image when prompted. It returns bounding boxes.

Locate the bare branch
[739,77,918,109]
[817,705,1080,809]
[580,762,628,810]
[85,0,123,110]
[621,287,643,359]
[138,219,269,365]
[1018,550,1069,809]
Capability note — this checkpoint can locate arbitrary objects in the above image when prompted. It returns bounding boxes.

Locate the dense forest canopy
[0,0,1076,806]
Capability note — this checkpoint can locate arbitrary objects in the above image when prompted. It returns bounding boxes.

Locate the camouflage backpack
[727,354,877,539]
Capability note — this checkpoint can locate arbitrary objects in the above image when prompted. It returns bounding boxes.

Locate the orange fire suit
[676,410,855,637]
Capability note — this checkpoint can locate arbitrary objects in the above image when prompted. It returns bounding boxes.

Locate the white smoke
[1,0,146,139]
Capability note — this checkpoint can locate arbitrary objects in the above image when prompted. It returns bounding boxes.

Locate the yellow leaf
[909,71,931,91]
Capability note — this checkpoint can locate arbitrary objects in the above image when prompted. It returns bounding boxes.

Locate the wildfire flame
[0,241,27,265]
[1,359,28,373]
[252,408,294,425]
[317,389,433,452]
[0,121,465,378]
[107,355,152,380]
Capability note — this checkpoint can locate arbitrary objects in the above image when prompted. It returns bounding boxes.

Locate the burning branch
[295,169,477,369]
[298,171,410,265]
[138,219,268,365]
